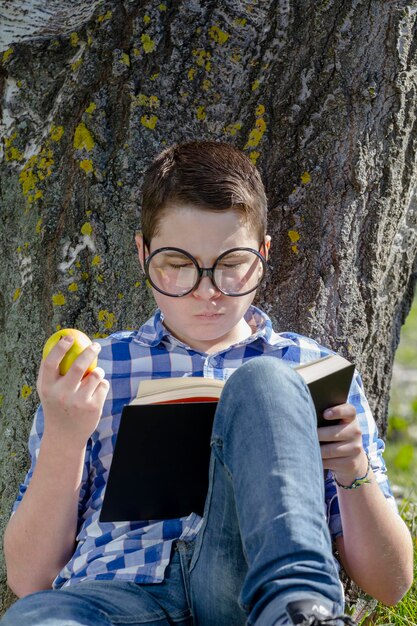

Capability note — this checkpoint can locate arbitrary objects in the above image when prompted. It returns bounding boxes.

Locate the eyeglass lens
[147,249,264,296]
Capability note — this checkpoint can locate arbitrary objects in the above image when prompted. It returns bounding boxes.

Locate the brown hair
[140,141,268,245]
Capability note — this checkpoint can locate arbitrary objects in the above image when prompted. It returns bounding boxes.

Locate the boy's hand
[36,336,109,448]
[318,403,368,486]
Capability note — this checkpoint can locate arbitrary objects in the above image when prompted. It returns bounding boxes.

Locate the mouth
[195,312,223,318]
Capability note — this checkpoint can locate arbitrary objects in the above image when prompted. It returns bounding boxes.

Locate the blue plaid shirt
[12,306,396,589]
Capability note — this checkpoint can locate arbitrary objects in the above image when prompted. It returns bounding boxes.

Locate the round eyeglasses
[144,246,267,297]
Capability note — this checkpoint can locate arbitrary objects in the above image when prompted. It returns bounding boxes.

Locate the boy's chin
[165,322,229,349]
[171,322,251,353]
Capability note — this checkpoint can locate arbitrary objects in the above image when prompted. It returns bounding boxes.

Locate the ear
[135,232,149,272]
[261,235,271,260]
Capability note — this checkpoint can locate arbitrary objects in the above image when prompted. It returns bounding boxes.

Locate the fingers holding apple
[42,328,99,378]
[38,329,109,446]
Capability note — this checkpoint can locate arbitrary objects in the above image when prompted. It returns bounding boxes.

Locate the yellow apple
[42,328,98,377]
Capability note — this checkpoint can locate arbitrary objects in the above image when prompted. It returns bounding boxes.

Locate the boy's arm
[319,400,413,605]
[333,458,413,605]
[4,336,109,598]
[4,433,89,596]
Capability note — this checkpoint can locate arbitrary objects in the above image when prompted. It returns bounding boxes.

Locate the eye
[218,261,242,268]
[168,262,194,269]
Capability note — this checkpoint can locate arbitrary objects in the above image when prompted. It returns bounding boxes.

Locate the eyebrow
[157,251,192,258]
[218,251,252,258]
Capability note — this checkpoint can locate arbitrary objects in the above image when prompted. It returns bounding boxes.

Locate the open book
[131,376,225,404]
[131,352,355,426]
[100,353,354,522]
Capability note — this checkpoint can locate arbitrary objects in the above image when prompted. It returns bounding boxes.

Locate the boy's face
[135,205,270,354]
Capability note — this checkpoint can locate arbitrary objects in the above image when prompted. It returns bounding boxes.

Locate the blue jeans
[2,357,344,626]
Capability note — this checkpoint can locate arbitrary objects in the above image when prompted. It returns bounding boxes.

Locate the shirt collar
[242,306,295,348]
[133,305,295,350]
[134,309,170,347]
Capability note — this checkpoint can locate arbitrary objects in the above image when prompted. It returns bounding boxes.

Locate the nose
[192,274,221,300]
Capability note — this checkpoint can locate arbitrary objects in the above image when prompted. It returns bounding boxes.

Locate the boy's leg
[1,551,192,626]
[188,356,344,626]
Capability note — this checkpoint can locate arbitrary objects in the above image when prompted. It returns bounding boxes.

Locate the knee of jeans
[218,356,315,434]
[225,356,302,394]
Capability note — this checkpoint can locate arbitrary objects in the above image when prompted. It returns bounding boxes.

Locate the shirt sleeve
[325,370,398,541]
[11,404,92,529]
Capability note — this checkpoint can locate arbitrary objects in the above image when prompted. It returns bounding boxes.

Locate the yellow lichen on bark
[50,125,64,141]
[2,47,14,63]
[73,122,95,152]
[196,106,206,120]
[288,230,300,254]
[52,292,66,306]
[79,159,94,174]
[141,34,156,53]
[98,310,116,329]
[97,11,112,23]
[13,288,21,302]
[224,122,242,136]
[5,133,23,162]
[208,25,230,44]
[19,157,39,196]
[141,115,158,129]
[21,385,32,399]
[81,222,93,236]
[244,105,267,150]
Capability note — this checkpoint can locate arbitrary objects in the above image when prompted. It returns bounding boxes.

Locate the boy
[2,141,413,626]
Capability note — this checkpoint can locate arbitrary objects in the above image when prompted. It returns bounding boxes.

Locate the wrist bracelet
[333,456,372,490]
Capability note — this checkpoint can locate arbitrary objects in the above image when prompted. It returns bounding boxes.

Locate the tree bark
[1,0,417,613]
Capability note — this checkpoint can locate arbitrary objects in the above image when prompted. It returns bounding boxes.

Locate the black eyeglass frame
[143,245,268,297]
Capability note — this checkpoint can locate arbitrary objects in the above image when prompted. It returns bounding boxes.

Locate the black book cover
[100,401,216,522]
[304,363,355,427]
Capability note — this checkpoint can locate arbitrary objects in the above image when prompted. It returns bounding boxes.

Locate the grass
[352,298,417,625]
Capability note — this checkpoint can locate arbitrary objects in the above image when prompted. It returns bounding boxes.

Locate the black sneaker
[286,600,357,625]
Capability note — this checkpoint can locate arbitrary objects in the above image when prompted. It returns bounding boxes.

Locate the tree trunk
[1,0,417,613]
